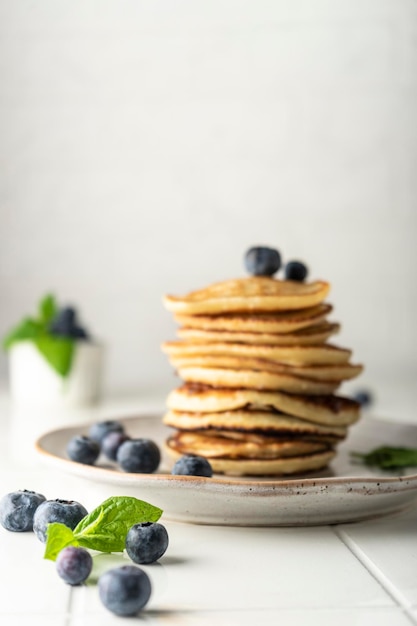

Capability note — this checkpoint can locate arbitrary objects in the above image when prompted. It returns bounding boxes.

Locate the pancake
[176,366,340,394]
[168,355,363,382]
[165,437,336,476]
[177,322,340,346]
[173,303,333,334]
[162,266,362,478]
[166,430,331,459]
[162,341,352,365]
[166,385,360,426]
[163,277,330,315]
[163,409,348,439]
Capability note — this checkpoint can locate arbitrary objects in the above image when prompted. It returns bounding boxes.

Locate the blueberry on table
[89,420,125,445]
[284,260,308,282]
[33,499,88,543]
[56,546,93,585]
[0,490,46,532]
[244,246,281,276]
[101,431,130,462]
[99,565,152,616]
[117,439,161,473]
[125,522,169,564]
[172,455,213,477]
[67,435,100,465]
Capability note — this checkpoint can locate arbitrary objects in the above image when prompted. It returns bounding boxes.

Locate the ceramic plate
[35,415,417,526]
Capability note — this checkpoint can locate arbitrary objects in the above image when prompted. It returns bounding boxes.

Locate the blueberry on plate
[89,420,125,445]
[0,489,46,532]
[244,246,281,277]
[117,439,161,474]
[125,522,169,564]
[33,499,88,543]
[172,455,213,477]
[99,565,152,616]
[67,435,100,465]
[56,546,93,585]
[284,260,308,282]
[101,431,130,462]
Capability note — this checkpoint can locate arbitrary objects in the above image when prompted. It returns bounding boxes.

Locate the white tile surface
[70,522,394,613]
[69,607,415,626]
[0,529,71,615]
[1,618,68,626]
[337,504,417,608]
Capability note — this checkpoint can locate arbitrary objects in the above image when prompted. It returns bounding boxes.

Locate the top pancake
[163,277,330,315]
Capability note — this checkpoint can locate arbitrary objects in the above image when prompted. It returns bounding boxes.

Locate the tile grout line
[65,586,74,626]
[333,527,417,626]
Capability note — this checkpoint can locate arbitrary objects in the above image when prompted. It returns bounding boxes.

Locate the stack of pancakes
[162,276,363,476]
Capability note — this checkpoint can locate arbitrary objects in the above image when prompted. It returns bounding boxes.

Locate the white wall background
[0,0,416,411]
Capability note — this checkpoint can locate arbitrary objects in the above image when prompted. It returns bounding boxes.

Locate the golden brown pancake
[177,322,340,346]
[163,277,330,315]
[163,409,348,439]
[166,385,360,426]
[173,303,333,333]
[175,366,340,394]
[168,355,363,382]
[165,436,336,476]
[167,430,330,459]
[162,341,351,365]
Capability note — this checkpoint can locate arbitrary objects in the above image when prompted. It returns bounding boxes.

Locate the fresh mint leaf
[43,496,163,561]
[351,446,417,470]
[44,523,78,561]
[2,317,41,350]
[38,294,57,325]
[35,335,74,377]
[73,496,163,553]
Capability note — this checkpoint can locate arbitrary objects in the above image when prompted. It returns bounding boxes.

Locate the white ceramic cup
[8,340,104,408]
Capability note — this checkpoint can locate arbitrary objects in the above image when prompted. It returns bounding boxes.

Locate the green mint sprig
[44,496,163,561]
[351,446,417,470]
[2,294,74,377]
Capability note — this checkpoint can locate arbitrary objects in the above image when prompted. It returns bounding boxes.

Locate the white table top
[1,391,416,626]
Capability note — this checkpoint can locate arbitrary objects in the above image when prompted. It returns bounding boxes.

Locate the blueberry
[125,522,169,564]
[50,307,89,340]
[244,246,281,277]
[101,431,130,462]
[89,420,125,444]
[98,565,152,616]
[56,546,93,585]
[0,490,46,532]
[33,499,88,543]
[285,260,308,282]
[71,326,89,340]
[352,389,374,408]
[172,455,213,477]
[49,307,77,337]
[117,439,160,474]
[67,435,100,465]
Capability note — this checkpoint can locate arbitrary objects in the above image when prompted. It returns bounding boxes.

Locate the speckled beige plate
[35,416,417,526]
